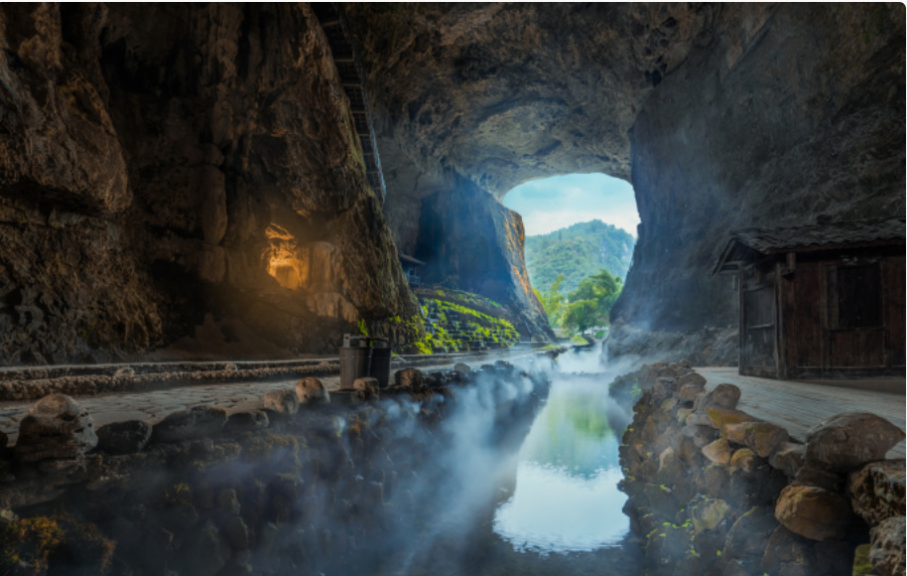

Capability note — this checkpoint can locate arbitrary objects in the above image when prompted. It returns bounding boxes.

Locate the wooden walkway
[697,368,906,459]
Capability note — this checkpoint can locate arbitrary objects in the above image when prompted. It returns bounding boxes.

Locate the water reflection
[493,354,630,553]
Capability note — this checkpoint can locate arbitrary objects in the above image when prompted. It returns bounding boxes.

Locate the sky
[502,173,640,237]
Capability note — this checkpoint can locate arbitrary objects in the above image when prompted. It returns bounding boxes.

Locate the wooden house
[713,218,905,379]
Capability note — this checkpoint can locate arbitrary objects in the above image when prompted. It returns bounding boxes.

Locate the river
[370,345,643,576]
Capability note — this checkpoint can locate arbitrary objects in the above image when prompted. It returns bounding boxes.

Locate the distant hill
[524,220,635,295]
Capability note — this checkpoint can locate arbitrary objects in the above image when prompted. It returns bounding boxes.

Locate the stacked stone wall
[618,362,905,576]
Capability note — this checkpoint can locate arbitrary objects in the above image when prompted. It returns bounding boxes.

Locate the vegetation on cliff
[524,220,635,296]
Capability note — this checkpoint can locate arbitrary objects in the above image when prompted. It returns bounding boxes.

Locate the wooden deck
[697,368,906,459]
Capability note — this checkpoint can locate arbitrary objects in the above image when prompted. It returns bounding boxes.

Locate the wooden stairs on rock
[311,3,386,202]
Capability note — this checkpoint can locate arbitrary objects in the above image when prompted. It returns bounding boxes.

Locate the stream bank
[617,361,906,576]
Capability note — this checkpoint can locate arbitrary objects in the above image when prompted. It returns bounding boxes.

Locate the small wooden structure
[398,254,425,287]
[713,218,905,379]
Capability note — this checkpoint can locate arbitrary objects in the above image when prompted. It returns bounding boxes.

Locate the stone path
[698,367,906,458]
[0,352,538,444]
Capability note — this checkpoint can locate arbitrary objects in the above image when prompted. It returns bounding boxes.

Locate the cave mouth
[502,173,639,335]
[502,173,640,241]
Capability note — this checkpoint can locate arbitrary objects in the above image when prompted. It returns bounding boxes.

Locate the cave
[0,4,904,576]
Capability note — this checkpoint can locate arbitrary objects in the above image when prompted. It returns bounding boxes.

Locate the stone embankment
[0,361,548,575]
[618,361,905,576]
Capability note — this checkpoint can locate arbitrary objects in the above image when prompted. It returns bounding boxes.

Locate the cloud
[503,173,639,236]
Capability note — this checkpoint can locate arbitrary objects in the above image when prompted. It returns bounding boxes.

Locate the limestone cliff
[0,4,420,364]
[348,3,905,359]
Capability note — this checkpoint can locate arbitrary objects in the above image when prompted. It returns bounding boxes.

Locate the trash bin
[340,335,370,389]
[368,338,392,388]
[339,335,393,389]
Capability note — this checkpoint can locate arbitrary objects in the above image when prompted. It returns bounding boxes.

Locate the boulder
[769,442,806,478]
[352,377,380,400]
[685,412,712,427]
[849,460,906,526]
[761,526,814,576]
[698,383,741,411]
[394,368,425,391]
[793,465,845,492]
[725,506,777,559]
[96,420,151,455]
[331,389,365,405]
[678,384,703,403]
[224,410,270,434]
[870,515,905,576]
[453,363,471,374]
[805,413,905,472]
[263,390,299,415]
[14,394,98,462]
[774,484,852,541]
[729,448,757,474]
[722,421,790,458]
[677,371,707,389]
[151,406,227,443]
[689,495,731,534]
[702,439,734,465]
[853,543,880,576]
[296,377,329,405]
[705,408,754,430]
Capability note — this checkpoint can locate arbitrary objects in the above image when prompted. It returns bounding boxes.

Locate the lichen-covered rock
[793,465,845,493]
[151,406,227,443]
[806,413,906,472]
[689,495,731,534]
[677,372,707,389]
[296,377,329,405]
[870,516,905,576]
[705,407,754,430]
[224,410,270,434]
[699,384,741,411]
[14,394,98,461]
[854,543,881,576]
[774,484,852,541]
[678,384,704,403]
[702,439,734,465]
[729,448,758,474]
[770,442,806,478]
[394,368,425,391]
[96,420,151,455]
[761,526,815,576]
[263,390,300,415]
[849,460,906,527]
[352,377,380,400]
[723,421,790,458]
[724,506,777,560]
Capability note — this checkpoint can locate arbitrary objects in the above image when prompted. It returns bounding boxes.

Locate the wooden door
[742,281,778,377]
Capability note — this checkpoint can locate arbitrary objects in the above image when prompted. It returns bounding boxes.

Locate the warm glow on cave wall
[265,224,305,290]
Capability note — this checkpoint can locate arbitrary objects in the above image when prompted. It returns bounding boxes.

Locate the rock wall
[0,362,549,575]
[0,3,420,365]
[617,362,906,576]
[345,3,904,358]
[415,181,553,340]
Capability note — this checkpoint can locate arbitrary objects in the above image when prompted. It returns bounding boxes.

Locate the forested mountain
[524,220,635,294]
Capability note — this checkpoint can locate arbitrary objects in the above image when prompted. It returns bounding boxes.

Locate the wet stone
[352,377,380,400]
[698,383,741,411]
[769,442,806,478]
[774,484,852,541]
[805,412,906,472]
[722,421,790,458]
[870,515,905,576]
[14,394,98,462]
[702,438,733,465]
[224,410,269,434]
[263,390,299,415]
[296,377,329,405]
[151,406,227,443]
[96,420,151,455]
[849,460,906,526]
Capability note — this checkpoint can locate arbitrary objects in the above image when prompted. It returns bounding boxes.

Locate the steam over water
[382,345,643,576]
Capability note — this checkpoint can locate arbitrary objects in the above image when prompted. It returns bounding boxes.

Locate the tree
[561,269,623,334]
[537,274,566,328]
